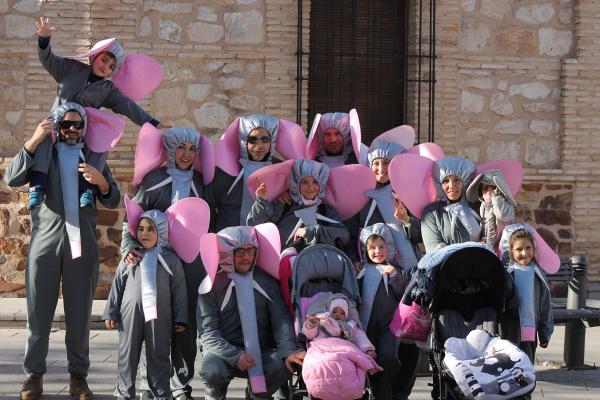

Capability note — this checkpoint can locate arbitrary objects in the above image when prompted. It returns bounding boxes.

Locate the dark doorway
[306,0,436,144]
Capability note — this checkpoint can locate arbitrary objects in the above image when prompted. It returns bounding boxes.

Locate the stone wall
[1,0,600,298]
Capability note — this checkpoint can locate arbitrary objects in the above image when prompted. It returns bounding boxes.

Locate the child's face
[367,237,388,264]
[92,52,117,77]
[481,184,496,203]
[511,238,534,266]
[331,306,346,321]
[299,176,320,200]
[137,218,158,249]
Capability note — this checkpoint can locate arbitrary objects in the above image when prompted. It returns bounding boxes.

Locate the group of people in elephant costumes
[6,17,558,400]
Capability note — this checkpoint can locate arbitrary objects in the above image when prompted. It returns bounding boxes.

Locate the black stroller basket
[428,247,509,400]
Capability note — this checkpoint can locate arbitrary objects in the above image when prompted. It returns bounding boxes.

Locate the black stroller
[415,245,534,400]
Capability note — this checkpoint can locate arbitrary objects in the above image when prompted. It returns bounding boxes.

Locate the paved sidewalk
[0,298,599,399]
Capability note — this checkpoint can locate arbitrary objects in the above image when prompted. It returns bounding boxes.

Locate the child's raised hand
[174,323,186,333]
[382,265,395,276]
[36,17,56,37]
[393,195,410,224]
[256,182,268,199]
[105,320,118,330]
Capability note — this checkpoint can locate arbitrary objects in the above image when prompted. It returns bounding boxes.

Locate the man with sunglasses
[4,103,121,400]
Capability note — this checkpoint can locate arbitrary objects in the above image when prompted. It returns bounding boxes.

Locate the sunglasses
[233,247,257,257]
[247,135,271,145]
[59,120,84,130]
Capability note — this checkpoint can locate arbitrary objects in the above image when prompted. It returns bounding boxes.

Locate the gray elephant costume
[358,223,417,400]
[346,140,422,268]
[197,226,301,399]
[246,159,350,250]
[206,115,282,232]
[121,128,207,398]
[4,103,120,378]
[103,210,187,400]
[31,35,158,181]
[421,157,482,253]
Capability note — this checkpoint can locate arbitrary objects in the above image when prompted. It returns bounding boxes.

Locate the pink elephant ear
[325,164,377,221]
[533,229,560,274]
[124,195,144,238]
[193,135,216,185]
[254,223,281,279]
[111,54,163,101]
[349,109,362,161]
[246,160,294,202]
[372,125,416,150]
[133,123,166,186]
[475,159,524,196]
[81,38,117,58]
[405,142,445,161]
[198,233,219,294]
[305,113,322,160]
[84,107,126,153]
[166,197,210,263]
[388,154,436,219]
[276,119,307,160]
[215,117,241,176]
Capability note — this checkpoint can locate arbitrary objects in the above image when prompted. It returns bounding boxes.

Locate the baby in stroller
[289,244,381,400]
[302,293,377,359]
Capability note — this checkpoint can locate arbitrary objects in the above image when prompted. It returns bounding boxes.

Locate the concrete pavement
[0,298,598,399]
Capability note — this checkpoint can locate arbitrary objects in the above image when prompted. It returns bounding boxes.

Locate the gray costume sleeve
[102,260,129,321]
[421,204,445,253]
[537,276,554,344]
[97,163,121,209]
[169,256,188,326]
[37,38,81,84]
[264,277,301,359]
[246,197,285,226]
[388,266,409,300]
[491,193,515,223]
[3,148,34,187]
[102,87,154,127]
[197,291,243,367]
[304,205,350,247]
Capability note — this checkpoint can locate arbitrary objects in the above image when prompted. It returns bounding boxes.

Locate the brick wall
[1,0,600,297]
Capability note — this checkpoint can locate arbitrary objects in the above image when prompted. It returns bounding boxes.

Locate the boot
[69,373,94,400]
[20,374,43,400]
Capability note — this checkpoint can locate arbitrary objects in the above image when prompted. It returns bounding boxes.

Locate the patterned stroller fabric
[443,329,535,399]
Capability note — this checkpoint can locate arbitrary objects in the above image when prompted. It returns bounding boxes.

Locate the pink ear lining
[254,223,281,279]
[349,109,362,161]
[133,123,166,186]
[324,164,377,221]
[305,113,322,160]
[195,135,216,185]
[388,154,437,219]
[124,195,144,238]
[475,159,524,197]
[246,160,294,202]
[215,117,241,176]
[166,197,210,263]
[198,233,219,294]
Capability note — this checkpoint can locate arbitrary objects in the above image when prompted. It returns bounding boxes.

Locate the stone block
[194,102,230,129]
[197,6,218,22]
[486,140,519,160]
[224,10,265,44]
[159,19,181,43]
[461,90,484,113]
[153,87,187,118]
[4,15,35,38]
[0,208,9,235]
[187,84,210,102]
[523,102,556,113]
[489,93,513,116]
[462,0,475,13]
[229,95,260,111]
[144,1,193,14]
[515,207,533,223]
[539,28,572,57]
[495,28,537,55]
[5,111,22,125]
[525,139,558,167]
[217,76,246,91]
[480,0,510,20]
[187,22,223,43]
[13,0,41,13]
[99,245,119,265]
[558,229,572,239]
[162,61,194,82]
[0,0,8,13]
[97,209,119,226]
[509,82,550,99]
[3,86,25,105]
[138,16,151,37]
[530,120,558,137]
[522,183,542,192]
[539,192,572,210]
[558,242,572,255]
[494,119,528,134]
[515,4,555,24]
[465,78,493,90]
[106,227,122,246]
[534,209,571,226]
[458,146,480,162]
[537,227,558,250]
[461,20,490,52]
